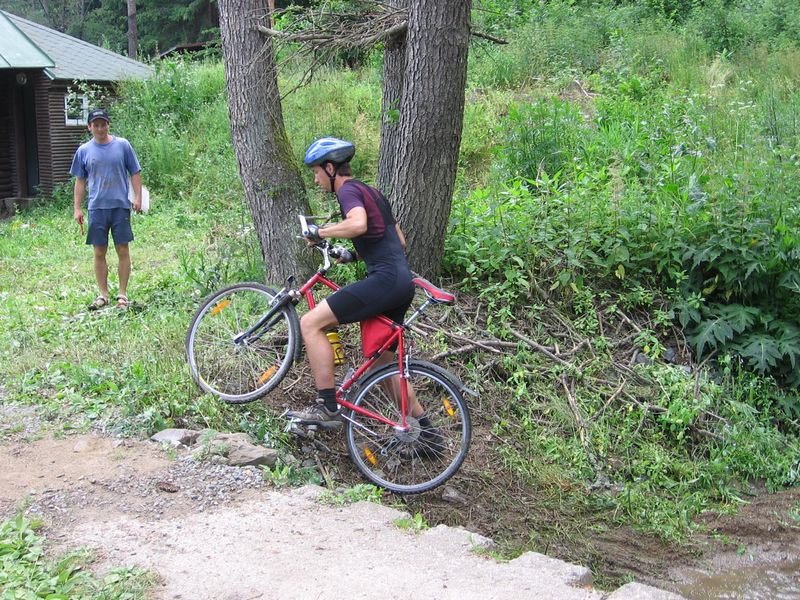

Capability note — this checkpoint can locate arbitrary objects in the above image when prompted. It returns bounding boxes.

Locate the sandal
[116,294,129,309]
[88,296,109,311]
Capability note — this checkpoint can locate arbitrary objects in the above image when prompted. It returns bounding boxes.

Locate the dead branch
[615,308,643,334]
[560,375,609,486]
[415,322,510,354]
[509,328,572,367]
[693,427,724,441]
[587,379,627,423]
[432,344,482,361]
[257,0,507,68]
[472,30,508,44]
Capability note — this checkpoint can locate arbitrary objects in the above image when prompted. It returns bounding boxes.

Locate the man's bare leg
[116,243,131,300]
[93,245,109,299]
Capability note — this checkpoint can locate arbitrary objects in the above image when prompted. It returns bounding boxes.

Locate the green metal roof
[0,10,54,69]
[0,10,151,81]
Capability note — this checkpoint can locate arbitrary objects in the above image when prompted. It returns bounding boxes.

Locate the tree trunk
[127,0,138,60]
[388,0,471,278]
[218,0,314,285]
[376,0,407,197]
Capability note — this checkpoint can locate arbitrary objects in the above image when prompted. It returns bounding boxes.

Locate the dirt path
[0,414,682,600]
[1,401,797,599]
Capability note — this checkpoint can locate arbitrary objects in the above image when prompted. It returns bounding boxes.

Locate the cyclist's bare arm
[318,207,367,239]
[395,224,407,250]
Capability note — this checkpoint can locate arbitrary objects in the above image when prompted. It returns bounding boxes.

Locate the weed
[0,515,154,598]
[788,502,800,525]
[161,443,178,461]
[262,461,324,489]
[318,484,383,505]
[394,512,430,532]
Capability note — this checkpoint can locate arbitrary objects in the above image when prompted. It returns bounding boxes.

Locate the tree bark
[388,0,471,278]
[127,0,138,60]
[218,0,314,285]
[376,0,407,197]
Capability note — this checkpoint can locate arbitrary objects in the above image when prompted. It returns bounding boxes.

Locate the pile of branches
[260,1,408,49]
[407,291,733,490]
[254,1,505,89]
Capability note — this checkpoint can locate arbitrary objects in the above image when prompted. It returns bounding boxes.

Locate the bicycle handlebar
[298,215,351,270]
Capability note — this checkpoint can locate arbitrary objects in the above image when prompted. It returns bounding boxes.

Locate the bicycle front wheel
[186,282,300,404]
[345,361,471,494]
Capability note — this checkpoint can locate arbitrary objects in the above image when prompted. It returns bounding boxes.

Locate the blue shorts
[86,208,134,246]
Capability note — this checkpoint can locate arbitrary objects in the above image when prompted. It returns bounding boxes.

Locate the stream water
[673,559,800,599]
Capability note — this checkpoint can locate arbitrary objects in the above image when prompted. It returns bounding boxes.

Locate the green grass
[0,187,274,438]
[0,515,154,599]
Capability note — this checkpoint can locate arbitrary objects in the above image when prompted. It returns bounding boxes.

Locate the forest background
[1,0,799,593]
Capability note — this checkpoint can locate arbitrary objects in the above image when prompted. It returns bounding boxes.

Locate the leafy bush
[494,99,585,181]
[685,0,755,52]
[113,60,233,199]
[450,39,800,388]
[468,1,619,88]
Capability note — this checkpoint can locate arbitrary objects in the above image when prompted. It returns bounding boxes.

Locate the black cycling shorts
[327,273,414,326]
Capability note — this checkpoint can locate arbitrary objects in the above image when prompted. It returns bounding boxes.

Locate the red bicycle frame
[297,269,412,431]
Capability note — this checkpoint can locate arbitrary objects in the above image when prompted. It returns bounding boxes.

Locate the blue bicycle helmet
[304,137,356,167]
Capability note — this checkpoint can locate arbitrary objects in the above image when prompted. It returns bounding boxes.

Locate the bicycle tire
[186,282,300,404]
[345,361,471,494]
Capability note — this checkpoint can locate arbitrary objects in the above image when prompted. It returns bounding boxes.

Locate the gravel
[24,452,269,524]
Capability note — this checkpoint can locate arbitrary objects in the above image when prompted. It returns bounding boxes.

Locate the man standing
[71,109,142,310]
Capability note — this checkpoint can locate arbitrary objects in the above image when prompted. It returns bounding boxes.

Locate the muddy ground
[1,400,798,598]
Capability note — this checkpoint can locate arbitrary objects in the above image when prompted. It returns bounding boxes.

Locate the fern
[775,323,800,369]
[687,304,760,356]
[734,333,784,374]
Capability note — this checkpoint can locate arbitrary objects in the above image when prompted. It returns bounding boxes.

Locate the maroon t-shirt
[337,180,387,240]
[335,180,409,276]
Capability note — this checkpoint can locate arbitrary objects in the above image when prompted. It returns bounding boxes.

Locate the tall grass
[449,2,800,537]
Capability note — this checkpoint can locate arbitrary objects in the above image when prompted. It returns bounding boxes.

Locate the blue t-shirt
[69,136,141,210]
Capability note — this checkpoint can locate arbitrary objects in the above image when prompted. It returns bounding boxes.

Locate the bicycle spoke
[187,283,299,403]
[346,362,471,494]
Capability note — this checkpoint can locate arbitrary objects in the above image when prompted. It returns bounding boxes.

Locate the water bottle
[326,330,345,366]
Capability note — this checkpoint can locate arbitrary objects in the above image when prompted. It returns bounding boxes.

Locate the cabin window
[64,94,89,126]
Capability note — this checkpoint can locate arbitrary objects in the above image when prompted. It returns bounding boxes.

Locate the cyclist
[287,137,438,445]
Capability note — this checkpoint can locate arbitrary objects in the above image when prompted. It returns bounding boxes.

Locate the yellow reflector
[443,398,456,417]
[210,300,231,315]
[257,365,278,385]
[364,446,378,466]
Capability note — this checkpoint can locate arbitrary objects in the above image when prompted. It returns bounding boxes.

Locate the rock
[151,429,201,447]
[441,485,468,506]
[508,551,593,587]
[226,445,278,468]
[633,350,653,366]
[192,432,278,468]
[213,432,255,447]
[662,347,678,364]
[156,481,179,493]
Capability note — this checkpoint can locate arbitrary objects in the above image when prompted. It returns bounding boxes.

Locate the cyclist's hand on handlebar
[331,245,355,264]
[304,223,323,244]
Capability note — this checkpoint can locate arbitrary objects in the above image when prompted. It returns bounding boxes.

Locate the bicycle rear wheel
[345,361,471,494]
[186,282,300,403]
